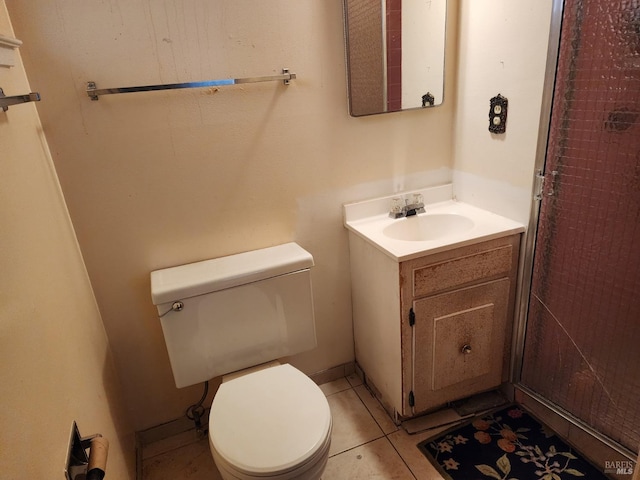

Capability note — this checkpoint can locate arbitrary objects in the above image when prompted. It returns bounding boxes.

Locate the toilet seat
[209,364,332,479]
[211,429,331,480]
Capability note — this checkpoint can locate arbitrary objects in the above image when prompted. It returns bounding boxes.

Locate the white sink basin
[344,185,525,261]
[382,213,475,241]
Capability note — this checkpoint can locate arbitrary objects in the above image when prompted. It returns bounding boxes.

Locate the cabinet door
[411,278,510,413]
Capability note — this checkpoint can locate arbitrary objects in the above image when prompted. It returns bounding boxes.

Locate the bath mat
[417,405,610,479]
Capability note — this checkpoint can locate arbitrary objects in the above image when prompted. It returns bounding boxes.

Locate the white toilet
[150,243,332,480]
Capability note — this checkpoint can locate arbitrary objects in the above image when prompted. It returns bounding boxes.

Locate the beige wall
[5,0,458,430]
[2,0,553,441]
[452,1,553,224]
[0,1,134,478]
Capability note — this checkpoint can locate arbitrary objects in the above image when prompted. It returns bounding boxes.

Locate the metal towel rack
[0,87,41,112]
[87,68,296,100]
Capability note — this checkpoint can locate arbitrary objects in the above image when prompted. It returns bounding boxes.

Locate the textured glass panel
[521,0,640,452]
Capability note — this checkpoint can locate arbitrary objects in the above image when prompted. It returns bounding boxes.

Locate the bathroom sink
[343,184,525,261]
[382,213,475,241]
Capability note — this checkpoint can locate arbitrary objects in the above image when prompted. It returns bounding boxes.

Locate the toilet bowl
[209,364,332,480]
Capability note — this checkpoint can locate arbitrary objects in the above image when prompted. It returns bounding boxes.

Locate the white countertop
[344,185,525,262]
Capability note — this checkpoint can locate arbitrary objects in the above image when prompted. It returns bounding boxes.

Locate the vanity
[344,184,525,421]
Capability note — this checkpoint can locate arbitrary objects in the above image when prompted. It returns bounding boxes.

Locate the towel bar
[87,68,296,100]
[0,87,41,111]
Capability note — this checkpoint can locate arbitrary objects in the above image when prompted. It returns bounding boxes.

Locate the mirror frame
[344,0,448,117]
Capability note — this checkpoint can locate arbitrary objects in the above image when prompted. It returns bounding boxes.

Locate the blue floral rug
[417,405,610,479]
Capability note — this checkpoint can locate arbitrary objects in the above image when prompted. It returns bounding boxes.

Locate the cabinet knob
[461,344,472,354]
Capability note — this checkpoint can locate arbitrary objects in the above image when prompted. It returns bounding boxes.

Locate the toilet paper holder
[65,421,109,480]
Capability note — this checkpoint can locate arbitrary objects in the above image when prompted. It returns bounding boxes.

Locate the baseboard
[308,361,355,386]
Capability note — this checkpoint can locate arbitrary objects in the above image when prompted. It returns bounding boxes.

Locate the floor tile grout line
[328,382,419,478]
[385,431,420,480]
[345,374,364,389]
[324,389,351,397]
[141,435,204,462]
[358,377,447,480]
[326,383,388,459]
[322,384,353,397]
[352,383,400,435]
[327,433,388,458]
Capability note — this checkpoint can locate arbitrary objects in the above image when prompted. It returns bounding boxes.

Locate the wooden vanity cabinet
[400,234,520,415]
[349,233,520,420]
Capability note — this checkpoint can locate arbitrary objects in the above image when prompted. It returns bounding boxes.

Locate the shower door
[520,0,640,453]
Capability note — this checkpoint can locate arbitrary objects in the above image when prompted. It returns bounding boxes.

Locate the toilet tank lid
[150,242,314,305]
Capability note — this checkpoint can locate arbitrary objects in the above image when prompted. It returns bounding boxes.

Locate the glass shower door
[520,0,640,453]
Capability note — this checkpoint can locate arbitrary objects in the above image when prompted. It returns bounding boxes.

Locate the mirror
[344,0,447,116]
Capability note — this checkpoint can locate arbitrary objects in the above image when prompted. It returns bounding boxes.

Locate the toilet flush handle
[158,301,184,318]
[172,301,184,312]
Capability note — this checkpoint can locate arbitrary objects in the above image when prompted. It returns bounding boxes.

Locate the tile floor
[141,374,448,479]
[140,375,635,479]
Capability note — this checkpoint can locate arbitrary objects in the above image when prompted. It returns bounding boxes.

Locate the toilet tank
[150,243,316,388]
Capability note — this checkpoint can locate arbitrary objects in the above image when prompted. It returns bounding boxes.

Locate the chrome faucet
[389,193,425,218]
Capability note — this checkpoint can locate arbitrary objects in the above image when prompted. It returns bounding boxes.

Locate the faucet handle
[412,193,424,205]
[389,197,404,218]
[390,197,403,213]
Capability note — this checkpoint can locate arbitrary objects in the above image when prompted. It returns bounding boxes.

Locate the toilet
[150,243,332,480]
